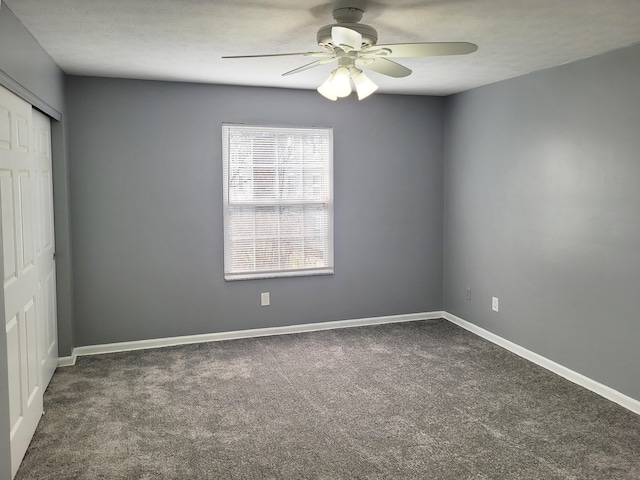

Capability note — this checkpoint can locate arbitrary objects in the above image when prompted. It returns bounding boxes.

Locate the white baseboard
[55,309,640,415]
[443,312,640,416]
[57,354,77,367]
[58,311,445,367]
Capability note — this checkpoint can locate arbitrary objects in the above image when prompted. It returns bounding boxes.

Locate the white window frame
[222,124,334,281]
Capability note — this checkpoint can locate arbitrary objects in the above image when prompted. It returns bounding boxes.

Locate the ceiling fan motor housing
[317,23,378,49]
[317,7,378,50]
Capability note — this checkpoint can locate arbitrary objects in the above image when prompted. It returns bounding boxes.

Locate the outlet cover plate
[261,292,270,306]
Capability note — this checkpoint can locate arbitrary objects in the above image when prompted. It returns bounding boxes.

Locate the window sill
[224,268,334,281]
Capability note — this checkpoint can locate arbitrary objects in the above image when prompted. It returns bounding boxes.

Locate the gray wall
[443,43,640,400]
[0,5,63,117]
[50,115,75,357]
[65,76,444,347]
[0,4,74,477]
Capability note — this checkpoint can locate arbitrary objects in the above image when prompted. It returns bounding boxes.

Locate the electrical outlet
[492,296,499,312]
[466,287,471,300]
[261,292,270,306]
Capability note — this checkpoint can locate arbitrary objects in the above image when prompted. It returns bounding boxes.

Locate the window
[222,124,333,280]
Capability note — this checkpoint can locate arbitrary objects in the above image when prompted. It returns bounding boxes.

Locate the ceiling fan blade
[364,42,478,58]
[331,26,363,52]
[356,57,412,78]
[282,57,336,76]
[222,51,332,59]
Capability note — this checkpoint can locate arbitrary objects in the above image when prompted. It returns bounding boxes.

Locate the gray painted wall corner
[443,43,640,401]
[51,111,75,356]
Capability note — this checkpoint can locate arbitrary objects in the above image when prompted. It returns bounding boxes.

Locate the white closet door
[32,109,57,388]
[0,85,56,479]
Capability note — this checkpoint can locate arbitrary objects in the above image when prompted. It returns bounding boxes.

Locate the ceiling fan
[222,7,478,101]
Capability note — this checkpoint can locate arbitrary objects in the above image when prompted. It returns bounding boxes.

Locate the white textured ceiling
[5,0,640,96]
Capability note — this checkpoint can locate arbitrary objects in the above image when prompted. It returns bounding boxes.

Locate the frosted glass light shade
[332,66,352,98]
[317,73,337,101]
[352,69,378,100]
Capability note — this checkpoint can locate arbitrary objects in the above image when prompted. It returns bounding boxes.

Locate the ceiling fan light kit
[317,65,378,101]
[223,7,478,101]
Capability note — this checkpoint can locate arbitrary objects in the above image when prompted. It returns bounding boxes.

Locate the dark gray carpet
[16,319,640,479]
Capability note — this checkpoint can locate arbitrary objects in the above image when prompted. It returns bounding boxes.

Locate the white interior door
[32,109,57,387]
[0,85,55,478]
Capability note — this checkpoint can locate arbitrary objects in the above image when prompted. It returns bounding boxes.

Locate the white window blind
[222,124,334,280]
